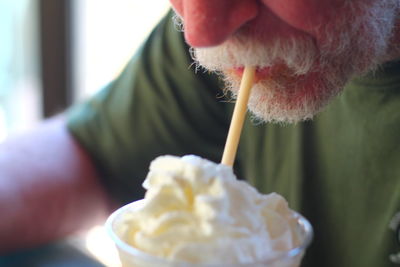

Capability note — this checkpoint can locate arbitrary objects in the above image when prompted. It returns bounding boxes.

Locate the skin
[170,0,399,57]
[170,0,348,47]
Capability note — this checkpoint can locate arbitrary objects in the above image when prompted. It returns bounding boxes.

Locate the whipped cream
[120,155,300,264]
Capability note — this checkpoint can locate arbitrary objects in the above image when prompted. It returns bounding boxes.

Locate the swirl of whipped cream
[122,155,300,264]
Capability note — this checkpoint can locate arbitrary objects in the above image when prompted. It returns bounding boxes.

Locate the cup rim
[105,200,313,266]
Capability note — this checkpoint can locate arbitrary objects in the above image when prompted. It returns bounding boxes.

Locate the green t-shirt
[67,11,400,267]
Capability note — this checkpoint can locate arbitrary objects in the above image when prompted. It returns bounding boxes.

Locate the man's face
[170,0,399,123]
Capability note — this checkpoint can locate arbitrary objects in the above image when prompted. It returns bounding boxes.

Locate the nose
[170,0,259,47]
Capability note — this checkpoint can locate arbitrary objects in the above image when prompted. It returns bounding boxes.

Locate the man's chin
[222,69,345,124]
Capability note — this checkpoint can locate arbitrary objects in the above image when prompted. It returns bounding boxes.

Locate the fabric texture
[67,10,400,267]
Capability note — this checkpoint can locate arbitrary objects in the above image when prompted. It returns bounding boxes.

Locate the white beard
[189,0,399,123]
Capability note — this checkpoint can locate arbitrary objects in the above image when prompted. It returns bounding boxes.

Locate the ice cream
[113,155,304,265]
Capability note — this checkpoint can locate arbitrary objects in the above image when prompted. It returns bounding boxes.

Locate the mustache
[191,34,319,76]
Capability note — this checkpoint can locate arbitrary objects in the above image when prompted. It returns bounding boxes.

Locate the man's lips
[230,64,296,83]
[231,66,273,82]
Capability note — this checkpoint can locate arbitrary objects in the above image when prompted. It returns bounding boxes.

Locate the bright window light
[73,0,171,101]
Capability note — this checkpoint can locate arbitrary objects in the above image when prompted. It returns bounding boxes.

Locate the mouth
[230,64,293,83]
[232,66,271,80]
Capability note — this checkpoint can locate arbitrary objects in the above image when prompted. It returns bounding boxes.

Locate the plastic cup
[105,200,313,267]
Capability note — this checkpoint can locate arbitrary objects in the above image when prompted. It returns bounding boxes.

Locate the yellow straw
[221,66,256,166]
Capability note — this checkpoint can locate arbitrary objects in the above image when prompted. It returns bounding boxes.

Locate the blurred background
[0,0,170,266]
[0,0,170,140]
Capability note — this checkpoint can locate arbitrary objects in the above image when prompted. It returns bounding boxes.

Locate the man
[1,0,400,266]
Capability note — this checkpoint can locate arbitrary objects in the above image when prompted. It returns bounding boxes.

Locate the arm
[0,116,112,253]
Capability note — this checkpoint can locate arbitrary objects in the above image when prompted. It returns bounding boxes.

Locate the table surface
[0,240,106,267]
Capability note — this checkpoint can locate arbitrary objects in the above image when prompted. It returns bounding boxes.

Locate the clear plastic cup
[105,200,313,267]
